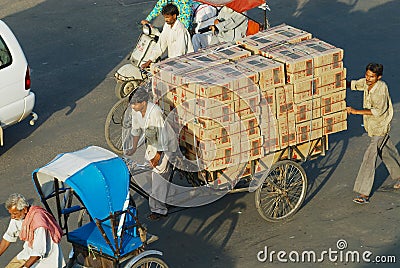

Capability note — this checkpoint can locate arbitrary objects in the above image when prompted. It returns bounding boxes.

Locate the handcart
[32,146,169,268]
[104,79,329,223]
[104,0,346,223]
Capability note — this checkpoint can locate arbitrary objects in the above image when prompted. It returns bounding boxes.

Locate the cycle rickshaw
[32,145,169,268]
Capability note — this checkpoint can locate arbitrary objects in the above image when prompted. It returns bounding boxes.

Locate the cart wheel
[115,80,141,99]
[105,98,129,154]
[255,160,307,222]
[128,256,169,268]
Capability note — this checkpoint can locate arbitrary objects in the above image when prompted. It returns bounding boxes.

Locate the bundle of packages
[237,25,347,150]
[263,38,347,142]
[154,59,266,172]
[151,24,347,179]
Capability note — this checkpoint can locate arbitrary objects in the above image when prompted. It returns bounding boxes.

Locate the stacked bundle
[237,24,347,148]
[151,43,251,113]
[151,24,347,176]
[155,59,265,171]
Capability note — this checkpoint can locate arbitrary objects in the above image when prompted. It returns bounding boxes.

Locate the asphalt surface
[1,0,400,267]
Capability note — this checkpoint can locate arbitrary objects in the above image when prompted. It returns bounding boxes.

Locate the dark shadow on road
[135,193,246,268]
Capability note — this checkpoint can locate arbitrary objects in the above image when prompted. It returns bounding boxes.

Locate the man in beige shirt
[347,63,400,204]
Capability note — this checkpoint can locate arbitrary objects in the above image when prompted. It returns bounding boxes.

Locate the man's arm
[144,0,166,23]
[24,227,49,267]
[346,106,372,115]
[141,26,168,69]
[22,256,41,268]
[124,135,140,156]
[215,8,247,31]
[0,238,11,256]
[150,151,162,168]
[349,78,366,91]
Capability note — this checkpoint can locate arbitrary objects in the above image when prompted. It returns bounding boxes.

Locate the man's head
[365,63,383,87]
[130,88,149,112]
[5,193,29,220]
[162,3,179,26]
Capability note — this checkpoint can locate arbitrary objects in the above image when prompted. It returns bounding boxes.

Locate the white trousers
[149,153,172,215]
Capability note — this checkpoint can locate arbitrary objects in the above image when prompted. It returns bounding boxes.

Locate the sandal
[393,180,400,189]
[146,212,167,221]
[353,195,369,204]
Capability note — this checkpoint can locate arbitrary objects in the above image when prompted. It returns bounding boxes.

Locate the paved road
[1,0,400,267]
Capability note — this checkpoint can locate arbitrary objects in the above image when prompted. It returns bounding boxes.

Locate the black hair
[162,3,179,16]
[366,63,383,77]
[129,88,149,104]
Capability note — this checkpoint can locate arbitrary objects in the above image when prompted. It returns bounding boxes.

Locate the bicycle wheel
[128,256,169,268]
[255,160,307,222]
[105,97,129,154]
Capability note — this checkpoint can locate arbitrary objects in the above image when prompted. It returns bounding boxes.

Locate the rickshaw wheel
[255,160,307,222]
[128,256,169,268]
[105,97,130,154]
[115,80,141,99]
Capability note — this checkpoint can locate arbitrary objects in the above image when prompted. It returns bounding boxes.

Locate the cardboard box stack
[151,24,347,175]
[158,60,266,171]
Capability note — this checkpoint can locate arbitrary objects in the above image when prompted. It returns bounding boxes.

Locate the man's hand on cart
[141,60,152,70]
[210,19,220,34]
[124,148,136,156]
[150,151,162,168]
[346,106,354,115]
[141,19,150,26]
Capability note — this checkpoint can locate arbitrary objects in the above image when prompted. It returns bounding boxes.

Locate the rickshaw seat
[67,221,143,257]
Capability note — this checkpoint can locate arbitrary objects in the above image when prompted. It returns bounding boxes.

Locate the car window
[0,36,12,69]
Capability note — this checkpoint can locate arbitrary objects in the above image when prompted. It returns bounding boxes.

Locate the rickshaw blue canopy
[32,146,130,221]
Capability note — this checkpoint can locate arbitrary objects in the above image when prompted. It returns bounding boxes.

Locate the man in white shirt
[192,6,247,51]
[141,3,194,69]
[0,193,65,268]
[124,88,178,220]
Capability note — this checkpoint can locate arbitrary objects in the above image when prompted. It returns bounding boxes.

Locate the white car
[0,19,37,146]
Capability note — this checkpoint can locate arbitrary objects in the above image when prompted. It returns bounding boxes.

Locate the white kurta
[3,219,65,268]
[131,102,177,162]
[130,102,177,214]
[149,19,194,62]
